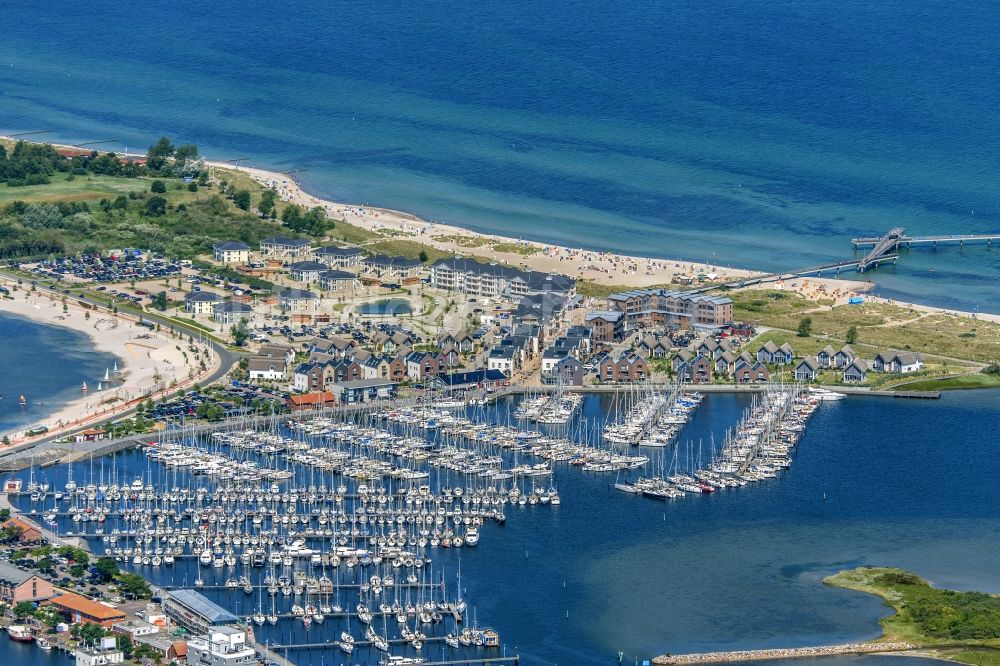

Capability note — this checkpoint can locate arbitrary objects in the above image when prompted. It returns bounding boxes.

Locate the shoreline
[0,287,217,445]
[212,160,1000,325]
[1,134,994,324]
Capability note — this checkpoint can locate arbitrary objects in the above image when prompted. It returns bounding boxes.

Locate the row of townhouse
[672,351,772,384]
[599,351,649,383]
[540,331,591,385]
[795,349,923,383]
[755,341,795,365]
[606,288,733,331]
[429,256,577,298]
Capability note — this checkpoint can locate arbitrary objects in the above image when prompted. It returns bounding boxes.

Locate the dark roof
[261,236,311,247]
[288,261,328,272]
[319,270,356,281]
[432,257,576,294]
[437,369,507,386]
[184,291,222,302]
[213,301,253,313]
[0,561,34,586]
[212,241,250,251]
[363,254,422,269]
[279,288,318,300]
[314,245,363,257]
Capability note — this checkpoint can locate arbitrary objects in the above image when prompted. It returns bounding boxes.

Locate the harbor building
[46,592,128,627]
[186,627,256,666]
[1,516,42,543]
[162,589,238,635]
[0,561,55,604]
[430,256,576,298]
[74,637,124,666]
[606,288,733,331]
[211,241,251,264]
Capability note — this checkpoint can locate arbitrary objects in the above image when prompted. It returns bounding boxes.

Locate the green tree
[151,291,168,311]
[77,622,107,646]
[94,556,119,582]
[144,196,167,217]
[146,137,175,171]
[117,573,152,598]
[150,180,166,194]
[797,317,812,337]
[846,325,858,344]
[13,601,35,618]
[117,634,134,658]
[418,250,429,263]
[232,189,251,211]
[231,317,250,346]
[259,189,277,218]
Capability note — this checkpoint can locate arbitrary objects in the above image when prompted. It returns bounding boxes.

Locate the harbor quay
[652,642,917,664]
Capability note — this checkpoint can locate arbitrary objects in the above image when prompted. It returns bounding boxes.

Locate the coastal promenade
[0,269,241,451]
[652,642,916,664]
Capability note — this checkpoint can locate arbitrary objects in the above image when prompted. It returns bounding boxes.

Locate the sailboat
[103,368,110,382]
[82,382,88,392]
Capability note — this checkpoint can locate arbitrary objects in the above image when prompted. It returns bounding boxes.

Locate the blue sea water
[2,1,999,311]
[6,391,1000,665]
[0,311,119,435]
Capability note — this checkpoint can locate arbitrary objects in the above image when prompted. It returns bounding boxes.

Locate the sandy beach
[0,287,219,444]
[215,162,772,289]
[214,161,1000,327]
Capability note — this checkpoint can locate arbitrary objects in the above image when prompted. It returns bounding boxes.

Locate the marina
[2,388,830,665]
[2,389,998,666]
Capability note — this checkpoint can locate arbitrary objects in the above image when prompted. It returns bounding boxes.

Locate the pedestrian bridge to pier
[850,227,999,272]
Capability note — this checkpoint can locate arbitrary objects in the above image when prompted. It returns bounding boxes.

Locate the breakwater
[652,642,917,664]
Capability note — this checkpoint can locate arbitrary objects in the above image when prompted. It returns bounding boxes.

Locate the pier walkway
[652,641,916,664]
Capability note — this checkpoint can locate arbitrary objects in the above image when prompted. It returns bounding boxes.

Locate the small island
[825,567,1000,666]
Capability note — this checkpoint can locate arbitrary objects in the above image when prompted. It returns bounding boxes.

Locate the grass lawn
[733,289,1000,363]
[0,175,145,204]
[891,372,1000,391]
[953,650,1000,666]
[364,239,451,263]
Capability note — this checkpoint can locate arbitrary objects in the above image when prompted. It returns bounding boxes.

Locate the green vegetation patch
[825,567,1000,646]
[365,239,451,263]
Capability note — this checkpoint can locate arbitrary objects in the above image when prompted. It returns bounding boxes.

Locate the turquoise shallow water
[1,1,999,311]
